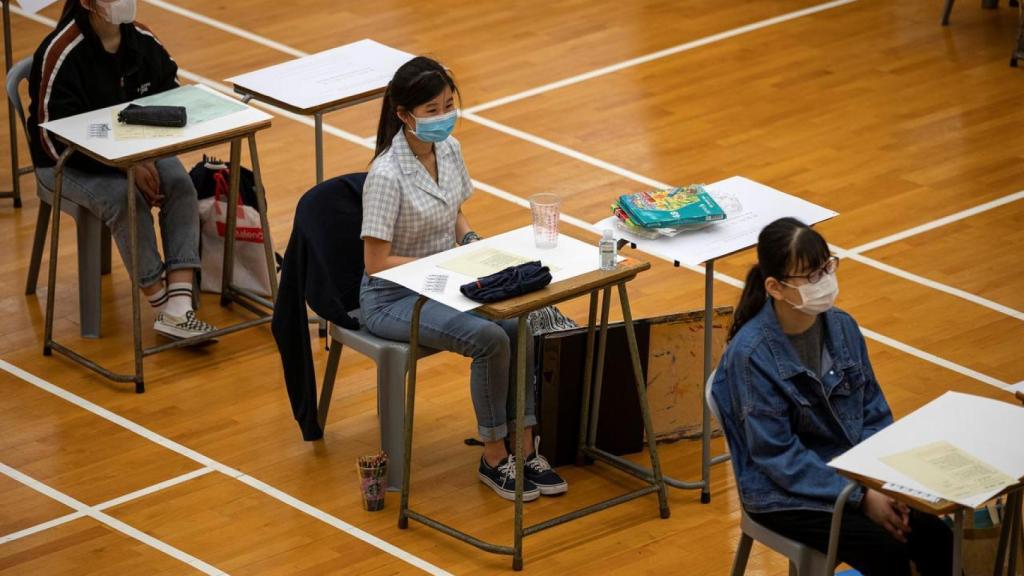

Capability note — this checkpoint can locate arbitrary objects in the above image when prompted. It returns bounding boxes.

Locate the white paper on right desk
[828,391,1024,509]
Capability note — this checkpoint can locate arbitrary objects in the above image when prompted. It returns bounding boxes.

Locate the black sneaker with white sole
[478,456,540,502]
[154,310,217,341]
[524,437,568,496]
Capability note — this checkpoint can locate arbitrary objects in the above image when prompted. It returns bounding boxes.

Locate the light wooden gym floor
[1,0,1022,574]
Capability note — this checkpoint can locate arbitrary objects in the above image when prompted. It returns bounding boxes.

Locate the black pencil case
[117,104,187,128]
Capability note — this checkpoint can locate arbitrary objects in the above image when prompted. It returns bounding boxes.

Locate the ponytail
[370,56,459,163]
[372,85,402,162]
[727,217,831,342]
[728,264,767,341]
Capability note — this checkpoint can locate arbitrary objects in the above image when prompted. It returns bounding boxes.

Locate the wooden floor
[1,0,1022,574]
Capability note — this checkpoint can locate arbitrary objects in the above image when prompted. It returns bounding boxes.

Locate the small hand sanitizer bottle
[599,229,617,270]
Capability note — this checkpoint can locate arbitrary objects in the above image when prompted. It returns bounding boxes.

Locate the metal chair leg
[730,532,753,576]
[381,351,406,491]
[25,202,50,295]
[77,212,104,339]
[100,224,111,275]
[317,338,343,430]
[575,290,599,466]
[942,0,955,24]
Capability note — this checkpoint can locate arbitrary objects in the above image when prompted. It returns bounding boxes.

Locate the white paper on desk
[227,39,414,111]
[829,391,1024,509]
[41,84,271,163]
[14,0,61,14]
[134,85,247,125]
[596,176,837,267]
[374,226,601,312]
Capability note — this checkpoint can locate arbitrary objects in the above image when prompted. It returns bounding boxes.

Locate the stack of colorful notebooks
[610,184,727,239]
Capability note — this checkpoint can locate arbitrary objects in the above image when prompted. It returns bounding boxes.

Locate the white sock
[164,282,194,318]
[147,284,168,310]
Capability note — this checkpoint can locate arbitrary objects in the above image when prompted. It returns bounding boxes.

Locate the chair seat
[328,309,439,363]
[739,510,830,575]
[35,171,101,225]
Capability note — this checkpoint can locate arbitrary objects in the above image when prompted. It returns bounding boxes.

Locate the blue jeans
[37,157,200,288]
[359,274,537,441]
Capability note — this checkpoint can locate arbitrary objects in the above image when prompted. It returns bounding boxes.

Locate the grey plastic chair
[706,370,857,575]
[320,310,438,491]
[8,56,112,338]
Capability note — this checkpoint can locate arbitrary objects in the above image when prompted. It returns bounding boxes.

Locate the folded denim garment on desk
[459,261,552,303]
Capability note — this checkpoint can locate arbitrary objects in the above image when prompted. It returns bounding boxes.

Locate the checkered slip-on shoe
[154,310,217,341]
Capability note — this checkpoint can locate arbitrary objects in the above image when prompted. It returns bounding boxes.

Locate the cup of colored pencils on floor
[357,451,388,511]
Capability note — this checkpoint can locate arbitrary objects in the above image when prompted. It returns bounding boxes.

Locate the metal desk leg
[1008,490,1022,576]
[618,282,670,519]
[246,133,278,302]
[575,291,599,466]
[314,112,324,185]
[700,258,715,503]
[3,0,22,207]
[398,296,427,530]
[312,113,327,337]
[126,167,144,393]
[586,287,613,449]
[220,139,242,306]
[953,508,964,576]
[43,149,73,356]
[513,315,527,571]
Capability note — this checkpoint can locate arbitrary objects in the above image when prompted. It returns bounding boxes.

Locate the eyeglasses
[783,256,839,284]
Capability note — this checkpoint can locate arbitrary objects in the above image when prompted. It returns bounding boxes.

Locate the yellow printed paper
[439,248,532,278]
[881,441,1016,504]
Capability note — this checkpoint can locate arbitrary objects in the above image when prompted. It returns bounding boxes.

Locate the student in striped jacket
[28,0,215,341]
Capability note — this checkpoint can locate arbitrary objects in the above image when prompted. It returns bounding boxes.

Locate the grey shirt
[787,316,824,378]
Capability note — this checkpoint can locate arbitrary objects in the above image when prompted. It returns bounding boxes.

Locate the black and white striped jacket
[27,11,178,174]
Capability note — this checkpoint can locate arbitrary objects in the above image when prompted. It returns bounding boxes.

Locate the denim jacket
[711,301,893,514]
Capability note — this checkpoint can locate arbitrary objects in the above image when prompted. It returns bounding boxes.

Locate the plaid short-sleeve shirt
[360,130,473,258]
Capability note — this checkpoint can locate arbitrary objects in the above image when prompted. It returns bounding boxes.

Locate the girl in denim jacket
[712,217,953,575]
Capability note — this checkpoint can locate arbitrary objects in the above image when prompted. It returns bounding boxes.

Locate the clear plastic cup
[529,193,560,249]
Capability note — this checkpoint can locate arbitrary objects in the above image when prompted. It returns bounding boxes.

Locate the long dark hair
[372,56,459,161]
[727,217,830,341]
[58,0,88,27]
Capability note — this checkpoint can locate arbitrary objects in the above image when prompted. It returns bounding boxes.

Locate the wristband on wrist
[460,231,482,245]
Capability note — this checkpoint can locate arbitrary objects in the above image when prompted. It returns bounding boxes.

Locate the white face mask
[95,0,136,25]
[782,273,839,315]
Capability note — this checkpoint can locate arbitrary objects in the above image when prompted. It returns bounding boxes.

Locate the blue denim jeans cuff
[478,423,508,442]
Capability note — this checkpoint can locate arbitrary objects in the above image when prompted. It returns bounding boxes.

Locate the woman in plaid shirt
[359,57,567,502]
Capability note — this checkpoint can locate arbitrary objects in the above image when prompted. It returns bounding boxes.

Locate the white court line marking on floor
[0,467,214,545]
[858,329,1009,390]
[0,462,226,575]
[9,5,1013,390]
[0,511,87,545]
[93,466,215,511]
[464,0,859,114]
[116,0,1024,319]
[144,0,306,58]
[0,359,453,576]
[846,191,1024,254]
[135,0,857,116]
[829,247,1024,321]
